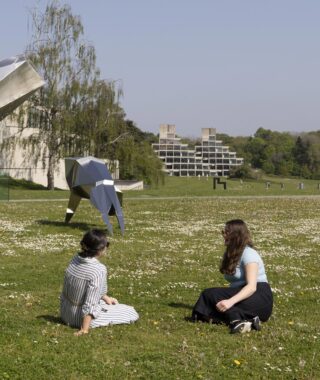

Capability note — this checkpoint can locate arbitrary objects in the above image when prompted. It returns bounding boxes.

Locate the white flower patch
[260,247,312,258]
[161,281,198,290]
[290,218,320,235]
[310,236,320,243]
[0,282,18,287]
[7,292,33,300]
[128,268,158,279]
[302,285,320,292]
[0,218,30,233]
[0,249,19,257]
[20,233,78,253]
[169,220,215,237]
[183,258,198,264]
[271,287,294,297]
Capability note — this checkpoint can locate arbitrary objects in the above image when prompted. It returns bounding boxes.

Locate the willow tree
[25,0,98,189]
[73,79,125,159]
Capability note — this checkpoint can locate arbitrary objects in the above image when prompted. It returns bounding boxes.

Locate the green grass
[7,178,69,200]
[0,179,319,379]
[0,176,9,201]
[125,175,320,198]
[5,175,320,201]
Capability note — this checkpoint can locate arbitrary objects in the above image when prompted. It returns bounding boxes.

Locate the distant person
[192,219,273,333]
[60,229,139,335]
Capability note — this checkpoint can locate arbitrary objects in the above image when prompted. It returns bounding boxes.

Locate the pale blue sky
[1,0,319,137]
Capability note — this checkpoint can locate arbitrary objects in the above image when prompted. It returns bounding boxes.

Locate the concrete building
[152,124,243,177]
[0,118,119,189]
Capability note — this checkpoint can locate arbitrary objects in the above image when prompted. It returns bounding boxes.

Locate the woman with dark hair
[60,229,139,335]
[192,219,273,333]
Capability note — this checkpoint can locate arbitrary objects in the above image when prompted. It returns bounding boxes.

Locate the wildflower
[234,359,241,366]
[299,359,306,368]
[288,321,294,325]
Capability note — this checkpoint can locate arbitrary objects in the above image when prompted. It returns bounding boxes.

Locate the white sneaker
[230,320,252,334]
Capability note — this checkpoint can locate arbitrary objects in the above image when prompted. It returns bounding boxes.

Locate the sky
[1,0,320,137]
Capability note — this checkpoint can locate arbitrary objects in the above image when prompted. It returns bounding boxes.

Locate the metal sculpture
[65,156,124,234]
[213,176,227,190]
[0,55,44,121]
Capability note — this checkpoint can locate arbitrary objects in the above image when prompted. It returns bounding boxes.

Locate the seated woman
[192,219,273,333]
[60,229,139,335]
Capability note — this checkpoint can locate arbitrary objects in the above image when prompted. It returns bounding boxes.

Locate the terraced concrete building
[152,124,243,177]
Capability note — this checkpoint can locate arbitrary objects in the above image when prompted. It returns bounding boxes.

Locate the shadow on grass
[168,302,193,310]
[36,219,93,231]
[37,315,63,324]
[9,178,47,190]
[8,177,68,191]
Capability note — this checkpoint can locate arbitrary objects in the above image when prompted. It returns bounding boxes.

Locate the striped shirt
[60,254,139,328]
[60,255,107,327]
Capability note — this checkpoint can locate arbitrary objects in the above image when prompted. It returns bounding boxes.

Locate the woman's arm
[216,262,258,312]
[74,314,93,336]
[77,271,105,335]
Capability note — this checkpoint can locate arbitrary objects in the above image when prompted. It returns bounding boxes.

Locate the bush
[229,164,255,179]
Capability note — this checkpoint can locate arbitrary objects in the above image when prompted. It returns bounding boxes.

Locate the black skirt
[192,282,273,324]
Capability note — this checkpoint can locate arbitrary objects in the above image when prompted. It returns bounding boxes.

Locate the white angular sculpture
[0,55,45,121]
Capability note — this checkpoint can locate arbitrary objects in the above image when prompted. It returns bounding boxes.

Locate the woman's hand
[216,299,234,312]
[74,329,89,336]
[75,314,92,336]
[103,295,119,305]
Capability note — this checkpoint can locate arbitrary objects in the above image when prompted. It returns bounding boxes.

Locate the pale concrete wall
[0,123,68,189]
[114,180,144,191]
[0,121,119,189]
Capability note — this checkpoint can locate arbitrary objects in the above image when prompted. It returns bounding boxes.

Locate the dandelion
[234,359,241,366]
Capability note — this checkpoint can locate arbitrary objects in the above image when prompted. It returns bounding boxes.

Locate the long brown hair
[219,219,253,275]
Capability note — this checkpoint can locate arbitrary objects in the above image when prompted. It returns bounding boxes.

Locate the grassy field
[124,175,320,198]
[1,175,320,201]
[0,178,319,379]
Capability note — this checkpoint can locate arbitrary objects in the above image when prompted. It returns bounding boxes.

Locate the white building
[152,124,243,177]
[0,117,119,189]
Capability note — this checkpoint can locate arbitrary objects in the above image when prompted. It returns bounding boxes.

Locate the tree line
[218,128,320,179]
